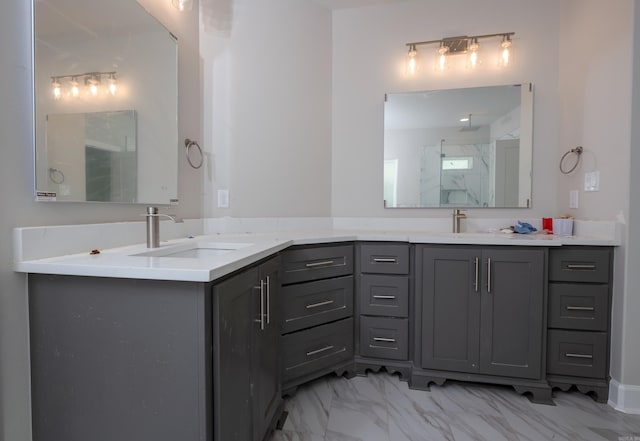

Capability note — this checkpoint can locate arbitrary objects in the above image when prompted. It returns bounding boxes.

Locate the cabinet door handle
[305,300,334,309]
[487,257,492,293]
[566,306,595,311]
[266,276,270,325]
[373,295,396,300]
[254,282,265,330]
[373,257,397,263]
[566,264,596,270]
[305,260,335,268]
[306,345,334,356]
[474,257,479,292]
[373,337,396,343]
[565,353,593,359]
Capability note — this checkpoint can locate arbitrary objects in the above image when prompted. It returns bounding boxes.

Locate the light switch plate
[584,171,600,192]
[569,190,579,209]
[217,189,229,208]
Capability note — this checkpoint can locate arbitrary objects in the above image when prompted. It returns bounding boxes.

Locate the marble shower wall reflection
[420,142,494,208]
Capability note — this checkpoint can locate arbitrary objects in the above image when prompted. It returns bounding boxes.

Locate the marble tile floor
[271,371,640,441]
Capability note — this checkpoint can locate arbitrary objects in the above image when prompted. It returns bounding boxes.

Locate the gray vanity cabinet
[355,243,412,377]
[280,244,355,393]
[546,246,613,402]
[29,274,212,441]
[212,256,282,441]
[416,246,548,398]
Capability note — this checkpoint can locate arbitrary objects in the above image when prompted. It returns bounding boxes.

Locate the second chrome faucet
[452,209,467,233]
[144,206,183,248]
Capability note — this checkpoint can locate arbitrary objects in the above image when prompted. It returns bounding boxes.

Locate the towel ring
[48,167,65,184]
[184,138,203,169]
[559,146,583,174]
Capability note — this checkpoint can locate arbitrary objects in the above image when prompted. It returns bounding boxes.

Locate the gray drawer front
[281,276,353,334]
[359,244,410,275]
[547,330,607,378]
[359,275,409,318]
[359,316,408,361]
[282,318,353,382]
[549,248,610,283]
[282,245,354,285]
[548,284,609,331]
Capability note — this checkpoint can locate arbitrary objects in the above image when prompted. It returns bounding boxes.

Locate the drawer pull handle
[373,258,397,263]
[306,345,335,356]
[306,300,335,309]
[373,337,396,343]
[373,295,396,300]
[566,264,596,270]
[305,260,335,268]
[566,306,595,311]
[565,353,593,359]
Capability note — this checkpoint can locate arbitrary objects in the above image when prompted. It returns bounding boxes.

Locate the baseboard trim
[608,379,640,414]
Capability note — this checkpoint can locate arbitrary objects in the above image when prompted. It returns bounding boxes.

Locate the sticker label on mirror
[36,191,57,201]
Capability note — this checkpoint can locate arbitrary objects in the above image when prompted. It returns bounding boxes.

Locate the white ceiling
[310,0,409,10]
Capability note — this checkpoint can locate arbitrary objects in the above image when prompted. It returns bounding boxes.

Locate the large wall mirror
[33,0,178,204]
[384,83,533,208]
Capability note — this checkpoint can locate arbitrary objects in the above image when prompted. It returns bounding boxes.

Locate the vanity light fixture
[406,44,418,75]
[172,0,193,12]
[50,71,118,99]
[70,77,80,98]
[51,78,61,100]
[405,32,515,75]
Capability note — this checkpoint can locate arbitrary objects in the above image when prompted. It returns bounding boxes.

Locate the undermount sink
[132,242,252,258]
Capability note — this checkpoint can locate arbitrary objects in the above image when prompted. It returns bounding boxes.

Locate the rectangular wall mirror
[384,83,533,208]
[33,0,178,204]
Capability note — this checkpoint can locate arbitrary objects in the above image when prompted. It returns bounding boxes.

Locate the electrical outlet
[217,189,229,208]
[584,171,600,192]
[569,190,579,209]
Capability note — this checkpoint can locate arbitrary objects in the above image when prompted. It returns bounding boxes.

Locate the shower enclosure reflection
[383,84,532,208]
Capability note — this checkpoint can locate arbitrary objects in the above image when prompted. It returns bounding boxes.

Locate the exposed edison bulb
[70,78,80,97]
[90,83,98,96]
[468,39,479,69]
[500,35,512,67]
[437,44,449,72]
[52,78,61,100]
[108,74,117,96]
[406,44,418,76]
[172,0,193,11]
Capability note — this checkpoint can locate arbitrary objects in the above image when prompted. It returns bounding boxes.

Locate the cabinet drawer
[547,330,607,378]
[549,248,611,283]
[281,245,353,285]
[548,284,609,331]
[359,275,409,318]
[281,318,353,382]
[281,276,353,334]
[359,316,408,361]
[359,244,409,275]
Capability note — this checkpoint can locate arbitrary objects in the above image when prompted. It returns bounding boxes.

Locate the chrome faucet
[144,206,183,248]
[452,209,467,233]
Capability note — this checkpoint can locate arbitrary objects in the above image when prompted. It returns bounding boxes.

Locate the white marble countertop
[14,229,619,282]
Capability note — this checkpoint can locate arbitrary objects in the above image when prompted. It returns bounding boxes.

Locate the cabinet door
[254,257,282,441]
[213,267,258,441]
[420,247,481,373]
[479,248,544,379]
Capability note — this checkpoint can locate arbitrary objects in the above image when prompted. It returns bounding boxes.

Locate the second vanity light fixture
[51,71,117,100]
[406,32,514,75]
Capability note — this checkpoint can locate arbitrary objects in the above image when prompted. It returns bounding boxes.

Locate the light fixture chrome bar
[405,32,515,48]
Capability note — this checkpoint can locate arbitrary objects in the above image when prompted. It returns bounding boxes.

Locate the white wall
[558,0,639,397]
[0,1,201,439]
[331,0,561,218]
[199,0,333,218]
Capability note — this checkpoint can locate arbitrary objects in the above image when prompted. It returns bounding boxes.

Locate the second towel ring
[184,138,203,169]
[559,146,583,174]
